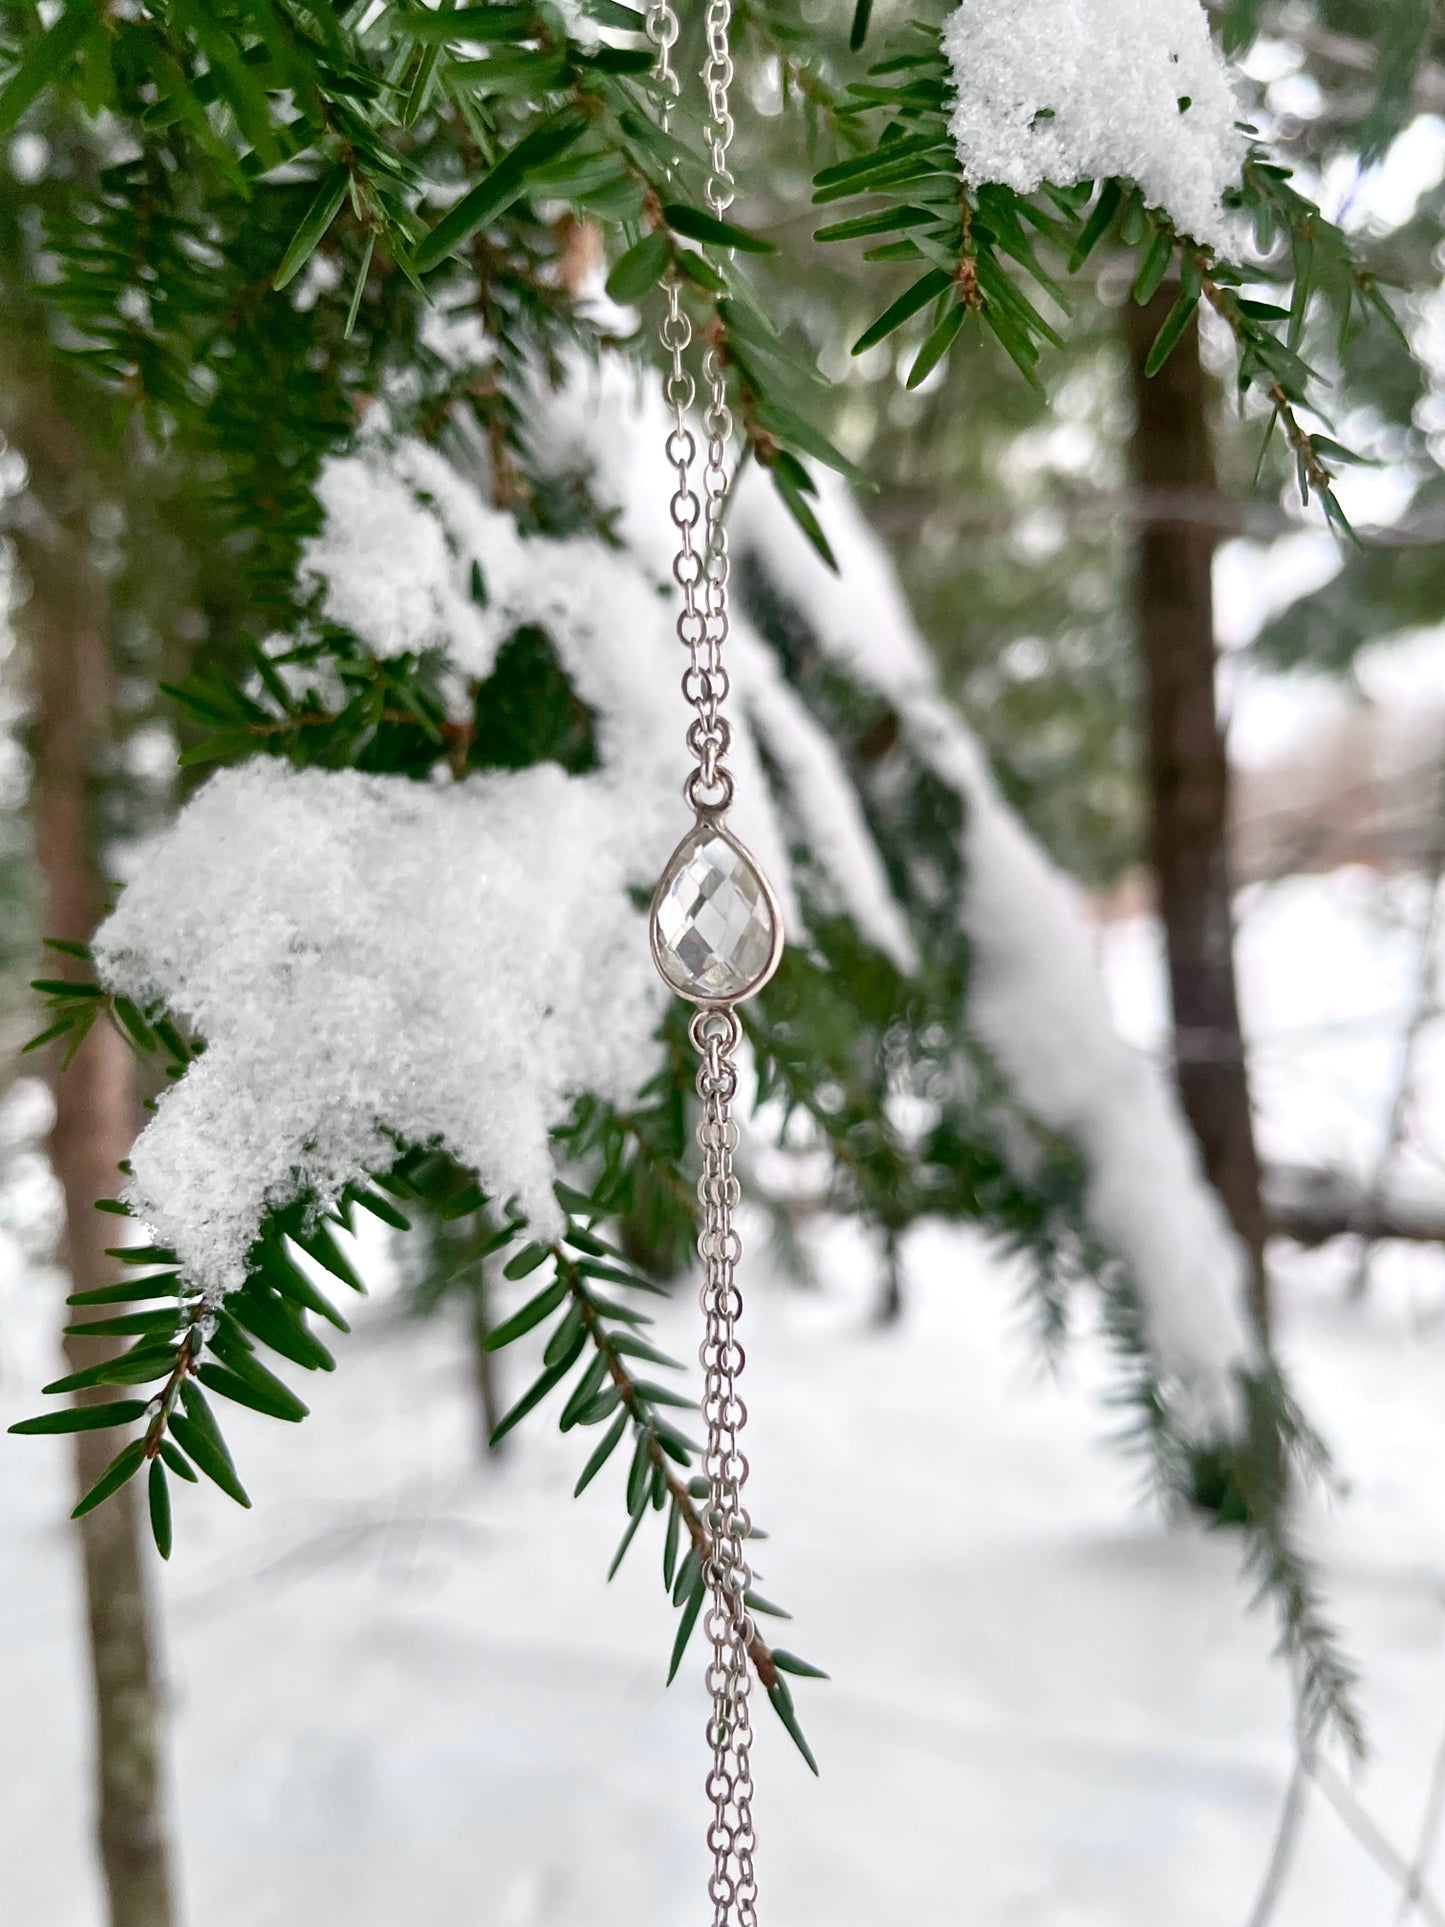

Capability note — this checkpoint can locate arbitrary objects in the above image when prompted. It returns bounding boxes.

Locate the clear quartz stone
[651,823,780,1004]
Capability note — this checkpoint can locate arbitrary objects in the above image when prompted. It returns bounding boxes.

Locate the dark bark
[1126,287,1271,1328]
[874,1232,904,1327]
[10,365,178,1927]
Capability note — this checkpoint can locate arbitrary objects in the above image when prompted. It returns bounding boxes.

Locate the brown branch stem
[1187,246,1336,503]
[560,1255,781,1692]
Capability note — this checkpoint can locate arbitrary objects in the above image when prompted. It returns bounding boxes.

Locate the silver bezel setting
[649,810,786,1010]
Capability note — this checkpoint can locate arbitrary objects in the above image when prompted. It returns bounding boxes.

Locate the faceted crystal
[651,824,781,1004]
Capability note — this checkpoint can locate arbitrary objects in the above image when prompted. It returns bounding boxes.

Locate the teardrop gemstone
[650,823,782,1005]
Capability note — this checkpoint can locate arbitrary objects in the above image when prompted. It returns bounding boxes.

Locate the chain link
[692,1005,757,1927]
[646,0,736,817]
[699,0,736,811]
[644,6,758,1918]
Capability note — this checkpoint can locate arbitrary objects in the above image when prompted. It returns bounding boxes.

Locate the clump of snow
[97,421,917,1298]
[724,458,1258,1434]
[97,759,667,1300]
[306,451,496,675]
[554,0,601,52]
[943,0,1250,253]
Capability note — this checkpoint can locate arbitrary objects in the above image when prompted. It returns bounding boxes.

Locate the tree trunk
[874,1231,904,1327]
[1126,286,1271,1329]
[13,367,178,1927]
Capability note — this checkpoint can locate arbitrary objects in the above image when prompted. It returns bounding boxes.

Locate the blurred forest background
[7,2,1445,1925]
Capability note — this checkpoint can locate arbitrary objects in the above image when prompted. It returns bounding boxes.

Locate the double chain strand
[699,0,736,815]
[643,5,761,1920]
[648,0,737,815]
[694,1001,758,1927]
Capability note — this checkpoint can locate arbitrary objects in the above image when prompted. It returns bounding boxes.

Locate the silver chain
[699,1,736,814]
[643,6,758,1920]
[693,1004,758,1927]
[646,0,737,817]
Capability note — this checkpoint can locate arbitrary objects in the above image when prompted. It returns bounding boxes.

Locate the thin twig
[562,1258,782,1691]
[1396,1714,1445,1924]
[1245,1744,1316,1927]
[1310,1758,1445,1927]
[1350,754,1445,1295]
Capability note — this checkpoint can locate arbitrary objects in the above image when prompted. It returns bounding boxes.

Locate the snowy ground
[6,869,1445,1926]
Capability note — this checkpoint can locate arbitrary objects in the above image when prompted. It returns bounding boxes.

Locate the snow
[95,758,670,1295]
[911,695,1258,1431]
[1213,530,1342,660]
[6,1167,1445,1925]
[554,0,601,52]
[727,461,1258,1431]
[306,449,498,675]
[942,0,1250,253]
[731,628,917,975]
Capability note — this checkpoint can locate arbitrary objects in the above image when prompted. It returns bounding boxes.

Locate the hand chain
[693,1003,758,1927]
[646,0,737,818]
[643,6,759,1922]
[699,0,736,815]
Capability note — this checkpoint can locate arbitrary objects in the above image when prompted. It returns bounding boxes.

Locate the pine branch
[480,1225,824,1767]
[809,23,1410,538]
[1099,1257,1365,1759]
[561,1256,783,1693]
